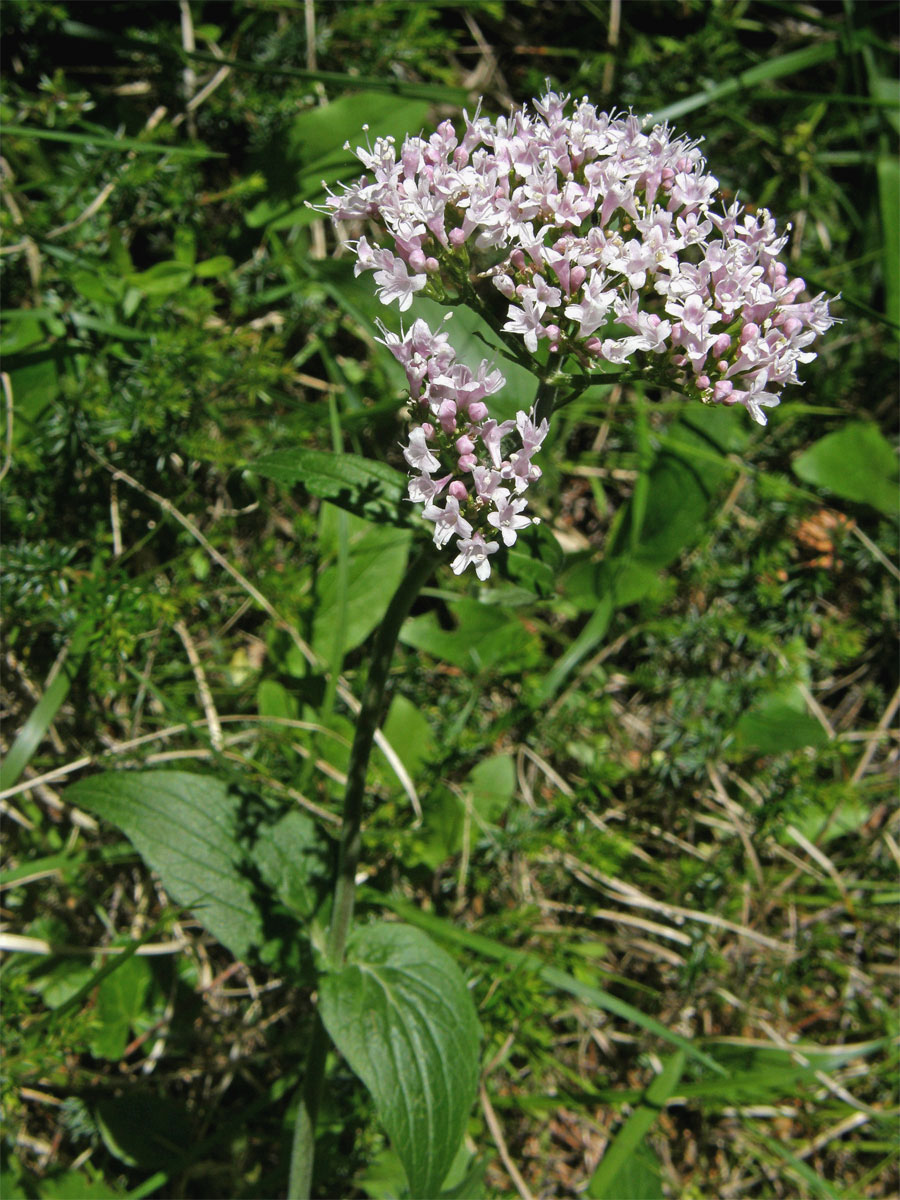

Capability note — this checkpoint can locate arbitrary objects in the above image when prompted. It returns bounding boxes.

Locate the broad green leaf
[89,954,153,1060]
[734,685,830,754]
[792,423,898,516]
[562,554,671,616]
[313,525,412,656]
[30,959,96,1010]
[466,754,515,825]
[608,414,736,568]
[5,347,64,423]
[319,922,481,1199]
[355,1147,410,1200]
[400,598,540,673]
[257,679,298,721]
[374,693,436,790]
[253,809,331,922]
[66,771,263,960]
[252,447,409,526]
[247,92,432,227]
[587,1051,685,1198]
[407,787,466,870]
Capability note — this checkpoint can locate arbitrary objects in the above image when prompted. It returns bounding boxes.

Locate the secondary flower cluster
[324,88,834,427]
[379,317,546,578]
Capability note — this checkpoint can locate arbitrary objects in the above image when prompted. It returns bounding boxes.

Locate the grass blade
[753,1131,846,1200]
[0,124,223,158]
[650,42,841,123]
[0,618,95,793]
[586,1050,686,1198]
[370,892,726,1076]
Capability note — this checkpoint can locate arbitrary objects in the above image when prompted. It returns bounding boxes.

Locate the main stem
[288,539,439,1200]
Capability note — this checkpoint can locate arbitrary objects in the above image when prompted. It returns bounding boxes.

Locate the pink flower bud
[456,434,475,455]
[448,480,468,502]
[438,400,457,431]
[421,422,435,438]
[713,380,734,402]
[493,274,516,299]
[458,453,477,471]
[408,249,427,272]
[717,360,729,373]
[711,333,732,357]
[782,317,803,337]
[449,227,467,247]
[467,401,489,422]
[425,257,440,272]
[740,323,760,345]
[570,264,587,291]
[696,375,710,389]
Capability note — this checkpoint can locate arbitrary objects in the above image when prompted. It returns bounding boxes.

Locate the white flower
[423,496,473,549]
[403,427,441,473]
[487,489,532,546]
[451,533,499,580]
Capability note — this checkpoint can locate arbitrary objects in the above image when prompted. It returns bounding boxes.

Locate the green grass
[2,2,898,1197]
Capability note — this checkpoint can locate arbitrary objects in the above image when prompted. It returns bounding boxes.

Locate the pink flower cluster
[324,88,834,427]
[379,318,547,578]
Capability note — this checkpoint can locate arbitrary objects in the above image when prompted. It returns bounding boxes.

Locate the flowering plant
[269,88,837,1197]
[323,87,834,575]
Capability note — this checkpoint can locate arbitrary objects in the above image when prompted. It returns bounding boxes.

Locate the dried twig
[852,683,900,784]
[175,619,223,750]
[0,372,14,483]
[479,1083,536,1200]
[179,0,198,138]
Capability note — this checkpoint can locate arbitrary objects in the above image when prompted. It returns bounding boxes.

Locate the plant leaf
[0,617,95,792]
[587,1051,686,1198]
[89,954,153,1060]
[319,922,481,1198]
[66,771,263,960]
[313,525,412,657]
[792,422,898,516]
[252,447,409,526]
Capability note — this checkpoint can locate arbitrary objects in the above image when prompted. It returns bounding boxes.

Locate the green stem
[287,538,440,1199]
[534,377,561,426]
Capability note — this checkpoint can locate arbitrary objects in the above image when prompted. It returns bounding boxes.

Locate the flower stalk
[287,539,441,1199]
